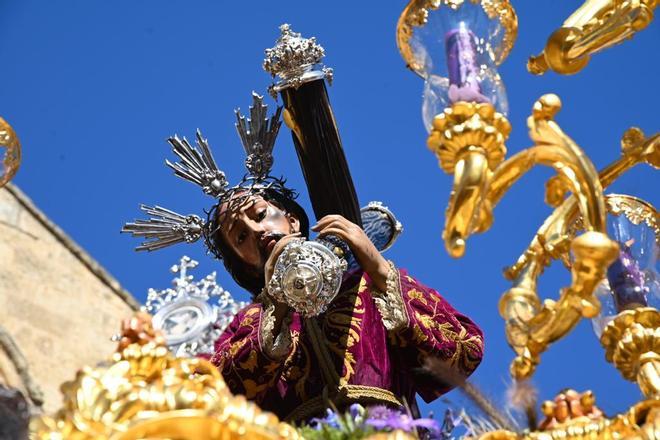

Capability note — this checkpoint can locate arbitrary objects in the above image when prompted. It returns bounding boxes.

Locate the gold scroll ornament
[429,93,656,380]
[30,341,301,440]
[528,0,658,75]
[500,130,658,380]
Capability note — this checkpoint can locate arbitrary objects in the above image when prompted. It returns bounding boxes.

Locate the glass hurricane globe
[591,197,659,338]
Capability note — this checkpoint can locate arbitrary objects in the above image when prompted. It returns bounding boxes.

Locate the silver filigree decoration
[145,256,248,357]
[166,131,228,199]
[122,205,204,251]
[267,238,347,317]
[235,92,282,179]
[263,24,334,97]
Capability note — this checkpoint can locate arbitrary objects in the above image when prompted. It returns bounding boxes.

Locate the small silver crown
[263,24,333,96]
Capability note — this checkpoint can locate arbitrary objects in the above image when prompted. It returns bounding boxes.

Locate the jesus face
[218,194,301,272]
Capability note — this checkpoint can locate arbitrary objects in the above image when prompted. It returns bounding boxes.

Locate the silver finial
[166,131,228,199]
[122,205,205,251]
[263,24,333,97]
[235,92,283,179]
[145,256,248,357]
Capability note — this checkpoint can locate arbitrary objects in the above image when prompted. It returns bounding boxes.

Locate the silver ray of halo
[121,205,205,252]
[166,131,228,199]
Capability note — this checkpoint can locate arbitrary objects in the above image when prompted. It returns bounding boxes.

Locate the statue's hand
[539,389,602,430]
[313,215,390,291]
[117,311,166,351]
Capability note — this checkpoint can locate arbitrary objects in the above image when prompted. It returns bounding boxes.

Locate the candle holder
[601,307,660,399]
[397,0,517,132]
[528,0,658,75]
[498,131,659,380]
[397,0,518,258]
[0,117,21,188]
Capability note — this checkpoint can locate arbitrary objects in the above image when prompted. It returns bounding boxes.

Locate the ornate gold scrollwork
[528,0,658,75]
[428,94,635,379]
[30,342,300,439]
[500,128,658,380]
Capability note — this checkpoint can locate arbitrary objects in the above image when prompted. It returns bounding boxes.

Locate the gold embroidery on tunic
[321,289,364,383]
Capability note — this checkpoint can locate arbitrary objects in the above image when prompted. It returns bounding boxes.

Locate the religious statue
[122,91,484,424]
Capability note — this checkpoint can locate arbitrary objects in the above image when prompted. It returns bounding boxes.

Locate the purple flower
[365,406,440,435]
[309,408,340,430]
[349,403,364,420]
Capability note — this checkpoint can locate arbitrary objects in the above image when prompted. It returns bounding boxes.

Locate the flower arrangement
[297,404,448,439]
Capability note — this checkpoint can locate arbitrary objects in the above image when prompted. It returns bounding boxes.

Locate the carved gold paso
[601,307,660,399]
[0,116,22,188]
[396,0,518,77]
[30,342,300,439]
[427,101,511,257]
[476,399,660,439]
[528,0,658,75]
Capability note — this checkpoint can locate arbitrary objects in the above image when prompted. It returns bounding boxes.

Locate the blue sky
[2,0,658,426]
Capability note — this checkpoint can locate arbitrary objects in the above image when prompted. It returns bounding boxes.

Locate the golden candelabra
[397,0,659,438]
[528,0,658,75]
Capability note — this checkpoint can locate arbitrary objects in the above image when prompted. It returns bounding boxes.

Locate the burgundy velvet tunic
[210,268,484,421]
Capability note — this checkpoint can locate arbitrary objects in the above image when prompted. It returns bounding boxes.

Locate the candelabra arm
[485,94,621,379]
[528,0,658,75]
[500,127,658,379]
[506,127,659,281]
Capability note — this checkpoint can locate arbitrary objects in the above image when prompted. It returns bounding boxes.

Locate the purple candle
[444,23,490,104]
[607,241,648,312]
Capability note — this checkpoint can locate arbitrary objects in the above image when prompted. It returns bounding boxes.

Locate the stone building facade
[0,183,138,414]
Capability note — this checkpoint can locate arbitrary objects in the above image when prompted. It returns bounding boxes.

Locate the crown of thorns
[122,92,296,259]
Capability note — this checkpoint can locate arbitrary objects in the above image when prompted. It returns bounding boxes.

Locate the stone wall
[0,184,139,413]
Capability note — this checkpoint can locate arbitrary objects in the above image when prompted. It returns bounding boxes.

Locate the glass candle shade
[397,1,515,131]
[591,196,659,337]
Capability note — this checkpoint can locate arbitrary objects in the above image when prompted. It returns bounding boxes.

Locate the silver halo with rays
[122,92,291,255]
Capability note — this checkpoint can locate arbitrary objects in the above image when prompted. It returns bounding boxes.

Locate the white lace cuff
[372,261,408,332]
[259,293,293,360]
